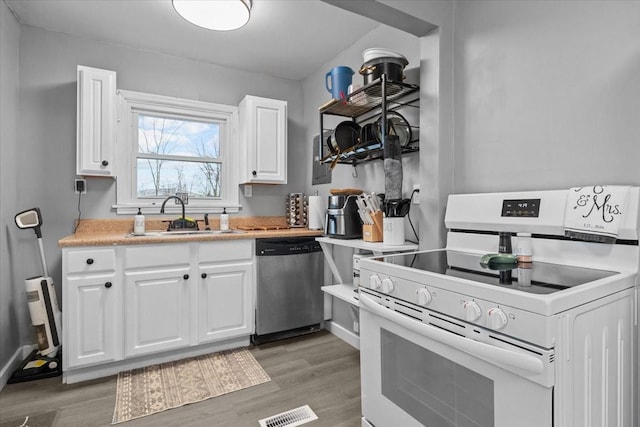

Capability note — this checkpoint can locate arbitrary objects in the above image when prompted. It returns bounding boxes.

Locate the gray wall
[1,22,308,373]
[453,0,640,191]
[0,0,22,373]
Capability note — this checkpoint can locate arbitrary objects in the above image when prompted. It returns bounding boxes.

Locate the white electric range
[359,188,639,427]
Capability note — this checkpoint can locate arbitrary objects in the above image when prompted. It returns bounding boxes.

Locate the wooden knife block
[363,211,383,242]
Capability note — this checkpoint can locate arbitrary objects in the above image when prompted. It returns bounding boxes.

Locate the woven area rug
[112,348,270,424]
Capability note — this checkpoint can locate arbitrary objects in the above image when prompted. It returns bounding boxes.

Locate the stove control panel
[359,267,554,348]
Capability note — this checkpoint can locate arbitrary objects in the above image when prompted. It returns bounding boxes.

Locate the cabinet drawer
[66,248,117,274]
[124,244,191,269]
[199,240,253,264]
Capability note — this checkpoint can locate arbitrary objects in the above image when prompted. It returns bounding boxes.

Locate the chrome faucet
[160,195,186,229]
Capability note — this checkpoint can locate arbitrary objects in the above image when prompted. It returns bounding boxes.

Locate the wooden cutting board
[330,188,363,196]
[236,225,289,231]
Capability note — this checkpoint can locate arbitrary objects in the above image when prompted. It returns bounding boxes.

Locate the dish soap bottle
[220,208,229,231]
[134,208,145,235]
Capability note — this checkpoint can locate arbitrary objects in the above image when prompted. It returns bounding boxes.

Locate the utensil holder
[383,216,405,245]
[363,211,383,242]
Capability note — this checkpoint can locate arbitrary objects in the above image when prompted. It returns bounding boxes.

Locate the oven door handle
[360,294,545,375]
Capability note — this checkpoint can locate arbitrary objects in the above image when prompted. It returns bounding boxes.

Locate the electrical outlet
[412,184,420,204]
[244,185,252,198]
[74,179,87,194]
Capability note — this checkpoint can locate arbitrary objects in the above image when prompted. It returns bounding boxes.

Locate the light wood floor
[0,331,361,427]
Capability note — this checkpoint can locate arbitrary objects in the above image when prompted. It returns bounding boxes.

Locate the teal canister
[325,66,354,100]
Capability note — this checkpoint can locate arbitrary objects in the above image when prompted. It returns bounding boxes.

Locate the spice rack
[286,193,307,228]
[318,76,419,167]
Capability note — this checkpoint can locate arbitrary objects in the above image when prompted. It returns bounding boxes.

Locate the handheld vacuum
[8,207,62,383]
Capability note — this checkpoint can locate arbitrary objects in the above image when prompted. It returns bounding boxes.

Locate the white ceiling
[5,0,380,81]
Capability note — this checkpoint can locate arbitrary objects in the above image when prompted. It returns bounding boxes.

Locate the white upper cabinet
[76,65,116,176]
[239,95,287,184]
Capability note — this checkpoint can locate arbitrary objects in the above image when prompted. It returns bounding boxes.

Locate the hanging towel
[564,185,630,243]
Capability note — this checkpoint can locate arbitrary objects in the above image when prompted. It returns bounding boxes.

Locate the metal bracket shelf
[318,76,420,167]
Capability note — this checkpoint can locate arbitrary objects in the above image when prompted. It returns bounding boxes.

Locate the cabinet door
[76,65,116,176]
[240,96,287,184]
[124,268,191,357]
[198,262,253,343]
[64,274,118,369]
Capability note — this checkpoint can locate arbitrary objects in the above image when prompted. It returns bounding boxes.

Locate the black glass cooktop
[373,250,619,295]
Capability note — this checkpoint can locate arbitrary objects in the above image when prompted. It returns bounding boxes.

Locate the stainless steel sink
[125,229,245,237]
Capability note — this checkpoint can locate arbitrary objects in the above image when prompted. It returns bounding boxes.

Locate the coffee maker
[325,195,362,239]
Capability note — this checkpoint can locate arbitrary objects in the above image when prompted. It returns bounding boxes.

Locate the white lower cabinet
[198,262,253,343]
[64,273,118,369]
[61,239,255,383]
[124,267,191,357]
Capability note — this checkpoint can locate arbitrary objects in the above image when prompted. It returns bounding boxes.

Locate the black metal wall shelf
[318,76,420,167]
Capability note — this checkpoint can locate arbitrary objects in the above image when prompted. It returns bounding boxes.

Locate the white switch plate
[244,184,252,197]
[412,184,420,204]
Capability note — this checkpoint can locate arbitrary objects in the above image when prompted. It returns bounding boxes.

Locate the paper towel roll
[308,195,324,230]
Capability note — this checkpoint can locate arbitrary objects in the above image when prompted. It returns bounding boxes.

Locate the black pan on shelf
[327,121,361,154]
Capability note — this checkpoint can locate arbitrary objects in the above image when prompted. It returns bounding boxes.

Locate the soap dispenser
[220,208,229,231]
[134,208,145,235]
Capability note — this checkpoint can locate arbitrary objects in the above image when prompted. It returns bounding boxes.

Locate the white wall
[453,0,640,191]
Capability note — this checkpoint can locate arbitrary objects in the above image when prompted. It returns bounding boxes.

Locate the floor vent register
[258,405,318,427]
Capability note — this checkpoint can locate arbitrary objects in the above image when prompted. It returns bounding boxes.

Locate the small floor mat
[112,347,270,424]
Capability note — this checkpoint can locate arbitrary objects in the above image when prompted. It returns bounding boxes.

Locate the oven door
[359,293,554,427]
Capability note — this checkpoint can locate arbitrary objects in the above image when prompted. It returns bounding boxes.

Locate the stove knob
[463,300,482,322]
[416,288,432,306]
[488,307,508,330]
[381,278,394,293]
[369,275,382,290]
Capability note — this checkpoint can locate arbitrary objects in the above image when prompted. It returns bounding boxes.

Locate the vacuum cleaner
[8,207,62,383]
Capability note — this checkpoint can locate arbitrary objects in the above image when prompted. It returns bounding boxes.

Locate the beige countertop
[59,217,324,247]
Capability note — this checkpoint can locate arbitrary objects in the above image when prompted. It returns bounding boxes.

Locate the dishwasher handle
[256,237,322,256]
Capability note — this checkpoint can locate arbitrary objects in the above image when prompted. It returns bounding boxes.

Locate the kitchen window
[116,90,239,214]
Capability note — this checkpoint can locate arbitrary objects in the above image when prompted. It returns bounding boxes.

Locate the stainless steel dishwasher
[252,237,324,344]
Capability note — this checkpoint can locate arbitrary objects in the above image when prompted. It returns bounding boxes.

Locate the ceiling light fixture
[172,0,251,31]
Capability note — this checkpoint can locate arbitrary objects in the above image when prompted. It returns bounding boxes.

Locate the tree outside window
[136,115,222,199]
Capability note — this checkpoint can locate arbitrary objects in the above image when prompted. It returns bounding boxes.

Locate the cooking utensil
[384,198,411,217]
[374,111,412,147]
[370,192,381,212]
[359,56,408,85]
[327,121,361,154]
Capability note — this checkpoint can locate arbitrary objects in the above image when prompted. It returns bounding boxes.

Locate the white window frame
[115,90,239,215]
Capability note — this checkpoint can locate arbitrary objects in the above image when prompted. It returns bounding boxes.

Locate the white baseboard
[0,344,37,391]
[63,337,249,384]
[325,321,360,350]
